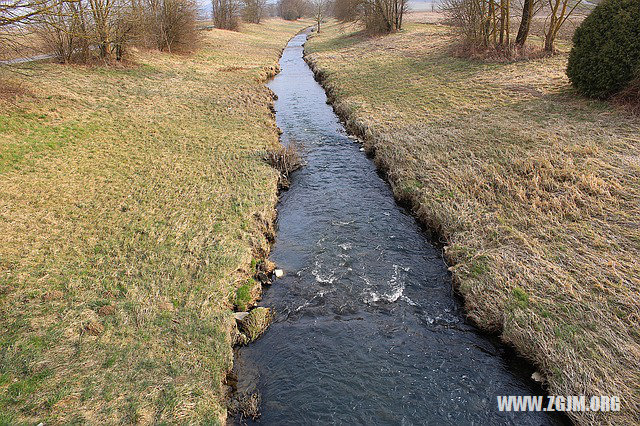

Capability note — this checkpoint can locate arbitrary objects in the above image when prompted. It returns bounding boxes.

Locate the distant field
[306,20,639,425]
[0,19,307,424]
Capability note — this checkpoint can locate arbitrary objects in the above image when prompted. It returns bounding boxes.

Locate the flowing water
[234,31,565,425]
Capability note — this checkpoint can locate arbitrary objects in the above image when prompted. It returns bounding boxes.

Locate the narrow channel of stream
[235,31,565,425]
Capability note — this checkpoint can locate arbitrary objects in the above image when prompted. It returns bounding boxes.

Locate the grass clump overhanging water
[306,18,640,426]
[264,141,303,188]
[0,19,309,424]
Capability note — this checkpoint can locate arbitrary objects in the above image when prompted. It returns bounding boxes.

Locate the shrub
[567,0,640,99]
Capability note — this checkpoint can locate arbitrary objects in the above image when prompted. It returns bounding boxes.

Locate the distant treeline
[1,0,201,62]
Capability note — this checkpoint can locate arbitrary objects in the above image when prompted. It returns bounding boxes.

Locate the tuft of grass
[235,281,253,312]
[0,18,310,424]
[512,287,529,309]
[307,19,639,426]
[234,277,262,312]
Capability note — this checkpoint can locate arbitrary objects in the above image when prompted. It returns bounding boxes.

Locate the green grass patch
[511,287,529,309]
[235,282,253,312]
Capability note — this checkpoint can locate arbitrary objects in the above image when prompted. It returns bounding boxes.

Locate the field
[0,19,307,424]
[306,19,639,425]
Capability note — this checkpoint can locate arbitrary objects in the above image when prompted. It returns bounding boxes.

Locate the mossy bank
[0,19,308,424]
[305,20,639,426]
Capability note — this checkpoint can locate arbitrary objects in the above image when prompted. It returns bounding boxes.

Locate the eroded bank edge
[223,28,312,424]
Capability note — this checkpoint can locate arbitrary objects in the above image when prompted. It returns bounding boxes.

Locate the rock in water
[274,269,284,278]
[256,271,270,285]
[234,311,250,321]
[238,307,273,343]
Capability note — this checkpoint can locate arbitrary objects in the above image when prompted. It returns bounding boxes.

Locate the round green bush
[567,0,640,99]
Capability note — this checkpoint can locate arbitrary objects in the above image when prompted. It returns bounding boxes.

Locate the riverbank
[0,19,307,423]
[306,20,639,425]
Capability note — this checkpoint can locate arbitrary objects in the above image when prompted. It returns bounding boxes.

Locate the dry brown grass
[450,41,552,62]
[0,18,309,424]
[307,20,640,425]
[614,78,640,116]
[0,78,32,101]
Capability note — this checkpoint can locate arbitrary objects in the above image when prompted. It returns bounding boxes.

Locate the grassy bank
[306,20,639,425]
[0,19,307,424]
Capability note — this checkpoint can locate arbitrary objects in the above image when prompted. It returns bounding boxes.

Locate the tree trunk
[490,0,497,44]
[505,0,510,45]
[515,0,533,46]
[544,11,558,52]
[544,30,555,52]
[499,0,505,45]
[482,0,489,46]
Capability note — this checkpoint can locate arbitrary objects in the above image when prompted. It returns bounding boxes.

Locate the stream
[234,31,565,425]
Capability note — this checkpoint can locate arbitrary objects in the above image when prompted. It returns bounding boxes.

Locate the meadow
[0,19,307,424]
[306,19,640,425]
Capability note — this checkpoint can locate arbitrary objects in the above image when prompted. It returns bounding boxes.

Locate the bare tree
[334,0,407,33]
[37,0,137,62]
[242,0,266,23]
[1,0,59,59]
[38,0,89,62]
[3,0,198,63]
[442,0,488,44]
[442,0,521,49]
[212,0,240,30]
[498,0,510,45]
[111,0,134,59]
[277,0,308,20]
[0,0,57,29]
[145,0,198,51]
[86,0,112,57]
[543,0,581,52]
[311,0,328,32]
[444,0,581,53]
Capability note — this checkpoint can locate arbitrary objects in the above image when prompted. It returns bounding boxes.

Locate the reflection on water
[235,32,565,425]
